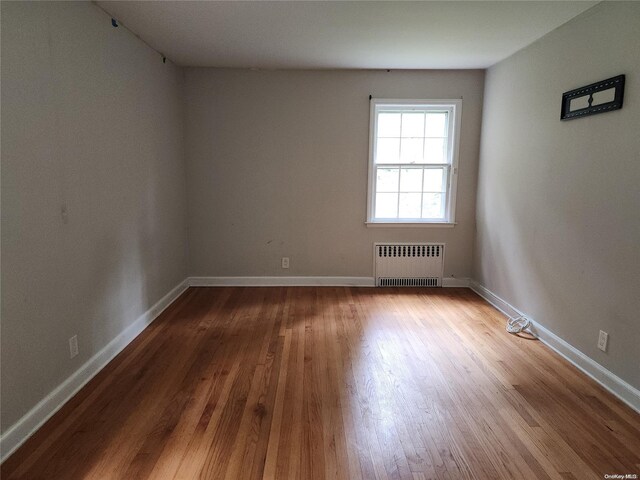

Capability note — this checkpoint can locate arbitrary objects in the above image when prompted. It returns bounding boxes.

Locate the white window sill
[365,222,456,228]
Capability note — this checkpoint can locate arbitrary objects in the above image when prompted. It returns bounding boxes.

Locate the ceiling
[96,1,597,69]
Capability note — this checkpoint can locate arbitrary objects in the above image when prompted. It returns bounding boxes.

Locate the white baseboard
[0,279,189,463]
[442,277,470,287]
[188,276,376,287]
[469,281,523,318]
[469,280,640,413]
[188,276,470,288]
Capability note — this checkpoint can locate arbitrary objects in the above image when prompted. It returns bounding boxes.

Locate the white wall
[1,2,188,432]
[184,69,484,279]
[474,2,640,389]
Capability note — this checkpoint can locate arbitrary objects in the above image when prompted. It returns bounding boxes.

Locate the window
[367,99,461,225]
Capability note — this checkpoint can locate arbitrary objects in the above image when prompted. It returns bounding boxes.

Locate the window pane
[401,113,424,137]
[376,138,400,163]
[423,168,444,192]
[370,103,456,223]
[400,168,422,192]
[424,138,446,163]
[425,113,447,137]
[376,167,399,192]
[422,193,444,219]
[376,193,398,218]
[399,193,422,218]
[400,138,423,163]
[377,113,401,137]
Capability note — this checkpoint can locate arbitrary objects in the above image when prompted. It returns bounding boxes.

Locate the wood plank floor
[3,287,639,479]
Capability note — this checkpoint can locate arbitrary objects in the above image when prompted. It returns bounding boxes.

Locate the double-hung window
[367,99,461,225]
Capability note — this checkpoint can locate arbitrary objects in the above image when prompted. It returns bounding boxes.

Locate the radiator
[374,243,445,287]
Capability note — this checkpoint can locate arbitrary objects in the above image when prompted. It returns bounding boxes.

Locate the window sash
[373,107,453,166]
[373,164,450,221]
[367,99,461,224]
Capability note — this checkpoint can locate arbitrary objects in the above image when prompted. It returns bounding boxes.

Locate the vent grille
[379,277,439,287]
[374,243,445,288]
[377,245,441,258]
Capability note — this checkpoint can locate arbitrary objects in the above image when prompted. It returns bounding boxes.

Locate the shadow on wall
[83,165,171,361]
[476,162,640,388]
[0,162,177,435]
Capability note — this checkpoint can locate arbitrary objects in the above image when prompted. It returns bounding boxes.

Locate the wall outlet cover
[69,335,79,358]
[597,330,608,352]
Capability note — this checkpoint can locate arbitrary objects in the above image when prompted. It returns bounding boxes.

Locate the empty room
[1,1,639,479]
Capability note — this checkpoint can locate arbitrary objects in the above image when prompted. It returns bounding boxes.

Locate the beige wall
[1,2,188,431]
[184,69,484,279]
[474,2,640,388]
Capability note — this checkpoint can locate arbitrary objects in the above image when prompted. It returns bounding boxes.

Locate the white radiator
[374,243,445,287]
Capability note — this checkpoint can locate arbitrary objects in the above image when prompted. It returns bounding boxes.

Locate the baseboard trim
[442,277,470,287]
[188,276,376,287]
[469,280,640,413]
[0,279,189,463]
[188,276,470,288]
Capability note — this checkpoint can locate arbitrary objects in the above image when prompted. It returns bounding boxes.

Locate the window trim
[366,98,462,225]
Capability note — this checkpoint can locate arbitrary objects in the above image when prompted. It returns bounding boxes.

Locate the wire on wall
[93,2,169,65]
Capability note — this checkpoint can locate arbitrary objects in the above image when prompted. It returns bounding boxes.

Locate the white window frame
[366,98,462,226]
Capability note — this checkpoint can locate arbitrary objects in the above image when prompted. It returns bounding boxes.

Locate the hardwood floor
[3,287,639,479]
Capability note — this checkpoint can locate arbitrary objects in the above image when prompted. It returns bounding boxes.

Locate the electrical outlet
[597,330,608,352]
[281,257,290,269]
[69,335,78,358]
